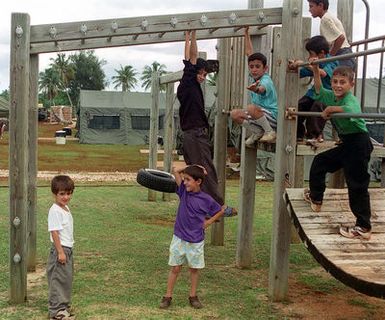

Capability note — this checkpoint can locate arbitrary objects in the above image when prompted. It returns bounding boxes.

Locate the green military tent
[78,87,217,145]
[0,96,9,118]
[78,90,172,145]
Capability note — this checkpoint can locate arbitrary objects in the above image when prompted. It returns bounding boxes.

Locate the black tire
[136,168,177,193]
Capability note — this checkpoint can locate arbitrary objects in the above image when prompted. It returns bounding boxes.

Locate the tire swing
[136,168,177,193]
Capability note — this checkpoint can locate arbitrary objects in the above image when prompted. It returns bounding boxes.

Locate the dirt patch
[27,266,46,290]
[273,274,385,320]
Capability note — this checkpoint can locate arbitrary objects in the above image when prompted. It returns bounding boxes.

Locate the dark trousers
[182,128,224,205]
[297,96,326,139]
[47,246,74,317]
[309,133,373,229]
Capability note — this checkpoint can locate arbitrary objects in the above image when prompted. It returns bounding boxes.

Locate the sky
[0,0,384,92]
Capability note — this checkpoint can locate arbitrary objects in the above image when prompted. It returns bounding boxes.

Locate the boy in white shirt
[47,175,75,320]
[308,0,356,70]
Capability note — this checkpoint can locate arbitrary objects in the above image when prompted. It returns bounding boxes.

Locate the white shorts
[168,235,205,269]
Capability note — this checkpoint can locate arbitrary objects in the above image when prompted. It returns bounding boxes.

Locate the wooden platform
[253,140,385,157]
[285,188,385,298]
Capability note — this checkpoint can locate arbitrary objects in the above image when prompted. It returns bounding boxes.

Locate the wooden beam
[236,0,264,269]
[27,54,39,272]
[211,39,231,246]
[159,71,183,85]
[162,83,175,202]
[268,0,302,301]
[148,72,160,201]
[9,12,30,304]
[30,8,282,44]
[30,26,268,54]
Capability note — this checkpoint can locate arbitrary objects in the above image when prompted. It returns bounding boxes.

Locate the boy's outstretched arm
[244,27,253,57]
[189,30,198,64]
[184,31,191,61]
[310,58,322,94]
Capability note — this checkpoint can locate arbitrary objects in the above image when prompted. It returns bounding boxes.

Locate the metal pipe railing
[376,39,384,113]
[297,46,385,67]
[287,110,385,120]
[350,34,385,47]
[360,0,370,109]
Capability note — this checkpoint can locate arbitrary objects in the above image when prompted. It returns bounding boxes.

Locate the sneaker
[159,296,172,309]
[50,309,74,320]
[303,189,322,212]
[245,133,261,146]
[339,226,371,240]
[223,206,238,217]
[259,131,276,143]
[189,296,203,309]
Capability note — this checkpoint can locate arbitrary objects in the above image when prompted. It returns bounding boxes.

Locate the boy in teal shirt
[304,64,373,240]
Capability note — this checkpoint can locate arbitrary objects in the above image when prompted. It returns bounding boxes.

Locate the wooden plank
[31,27,267,54]
[148,72,160,201]
[159,71,183,85]
[140,149,177,154]
[211,38,231,246]
[162,83,175,202]
[269,0,302,301]
[296,141,385,157]
[30,8,283,43]
[9,12,30,304]
[27,54,38,272]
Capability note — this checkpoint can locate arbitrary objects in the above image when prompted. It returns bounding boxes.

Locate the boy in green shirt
[304,64,373,240]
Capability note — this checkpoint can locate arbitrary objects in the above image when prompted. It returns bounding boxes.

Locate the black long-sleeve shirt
[177,60,209,131]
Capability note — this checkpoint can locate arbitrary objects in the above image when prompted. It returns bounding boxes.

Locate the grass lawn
[0,122,162,172]
[1,181,384,319]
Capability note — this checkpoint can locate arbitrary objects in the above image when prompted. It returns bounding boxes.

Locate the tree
[68,50,107,106]
[112,65,138,91]
[0,89,9,100]
[207,72,218,87]
[38,67,62,106]
[140,61,167,92]
[50,53,75,106]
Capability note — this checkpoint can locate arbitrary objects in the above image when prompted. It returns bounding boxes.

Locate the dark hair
[333,66,355,82]
[183,165,205,182]
[51,175,75,194]
[195,58,208,72]
[305,35,329,54]
[307,0,329,10]
[248,52,267,67]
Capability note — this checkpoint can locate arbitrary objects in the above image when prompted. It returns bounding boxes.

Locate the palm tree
[50,53,75,106]
[38,68,62,106]
[207,72,218,86]
[140,61,167,92]
[112,65,138,91]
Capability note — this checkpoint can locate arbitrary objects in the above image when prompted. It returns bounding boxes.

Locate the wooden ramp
[285,188,385,298]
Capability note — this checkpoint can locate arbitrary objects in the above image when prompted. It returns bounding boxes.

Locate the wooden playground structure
[8,0,385,307]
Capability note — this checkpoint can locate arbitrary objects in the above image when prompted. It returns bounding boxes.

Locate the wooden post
[9,12,30,304]
[211,39,231,245]
[148,72,160,201]
[268,0,302,301]
[293,17,311,189]
[162,82,175,201]
[235,0,264,268]
[27,54,38,272]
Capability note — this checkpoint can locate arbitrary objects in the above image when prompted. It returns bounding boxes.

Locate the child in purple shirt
[160,165,224,310]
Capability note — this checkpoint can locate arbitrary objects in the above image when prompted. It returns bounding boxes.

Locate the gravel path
[0,169,137,182]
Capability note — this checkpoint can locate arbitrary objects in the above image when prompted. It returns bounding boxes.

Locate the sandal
[303,189,322,212]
